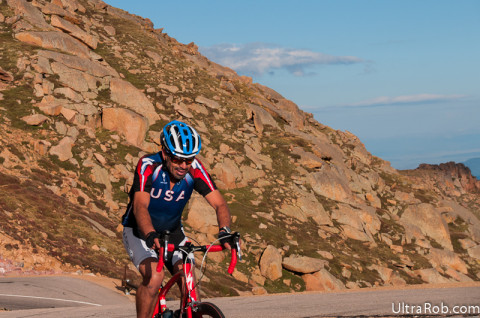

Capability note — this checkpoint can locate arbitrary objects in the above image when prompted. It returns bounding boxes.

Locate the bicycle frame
[151,235,240,318]
[152,258,197,317]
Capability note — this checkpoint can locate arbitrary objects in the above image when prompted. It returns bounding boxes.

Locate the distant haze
[464,158,480,179]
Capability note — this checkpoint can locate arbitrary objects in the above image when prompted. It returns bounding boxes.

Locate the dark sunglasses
[168,154,195,165]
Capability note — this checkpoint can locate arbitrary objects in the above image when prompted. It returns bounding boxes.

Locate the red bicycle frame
[152,242,238,318]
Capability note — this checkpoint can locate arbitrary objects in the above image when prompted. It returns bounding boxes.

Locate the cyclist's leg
[138,258,165,318]
[123,227,164,318]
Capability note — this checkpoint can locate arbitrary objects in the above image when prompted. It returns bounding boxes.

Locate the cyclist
[121,120,234,318]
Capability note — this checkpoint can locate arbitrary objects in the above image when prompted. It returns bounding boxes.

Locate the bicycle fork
[153,262,199,318]
[181,262,199,318]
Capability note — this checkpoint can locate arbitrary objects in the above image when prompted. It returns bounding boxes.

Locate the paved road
[0,276,479,317]
[0,276,132,317]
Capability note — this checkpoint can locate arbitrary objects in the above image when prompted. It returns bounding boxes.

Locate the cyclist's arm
[204,189,231,229]
[205,189,234,250]
[133,191,160,249]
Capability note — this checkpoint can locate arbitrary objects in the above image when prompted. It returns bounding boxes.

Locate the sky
[104,0,480,170]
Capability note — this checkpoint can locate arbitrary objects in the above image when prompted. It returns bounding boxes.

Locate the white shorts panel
[122,227,194,271]
[123,227,157,269]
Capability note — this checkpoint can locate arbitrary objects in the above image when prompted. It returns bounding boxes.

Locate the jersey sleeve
[191,159,217,197]
[132,156,156,193]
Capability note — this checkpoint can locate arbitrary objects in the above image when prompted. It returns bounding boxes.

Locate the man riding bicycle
[122,120,234,318]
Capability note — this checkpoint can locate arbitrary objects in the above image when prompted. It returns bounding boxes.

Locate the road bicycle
[123,231,241,318]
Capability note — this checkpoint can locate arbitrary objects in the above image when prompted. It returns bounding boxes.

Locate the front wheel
[192,302,225,318]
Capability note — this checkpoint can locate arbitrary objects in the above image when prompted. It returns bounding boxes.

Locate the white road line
[0,293,102,307]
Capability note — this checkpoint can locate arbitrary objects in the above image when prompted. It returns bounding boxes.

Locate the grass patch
[448,217,470,253]
[263,269,305,293]
[380,172,413,193]
[401,245,432,270]
[93,42,146,89]
[413,189,436,204]
[112,180,129,203]
[48,153,78,172]
[6,144,25,161]
[1,85,41,129]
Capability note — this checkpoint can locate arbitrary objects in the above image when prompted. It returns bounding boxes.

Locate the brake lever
[163,231,170,261]
[233,232,242,261]
[236,240,242,261]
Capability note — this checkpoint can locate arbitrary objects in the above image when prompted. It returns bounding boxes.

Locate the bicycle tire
[192,302,225,318]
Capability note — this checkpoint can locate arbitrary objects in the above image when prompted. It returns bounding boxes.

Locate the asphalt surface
[0,276,479,317]
[0,276,132,317]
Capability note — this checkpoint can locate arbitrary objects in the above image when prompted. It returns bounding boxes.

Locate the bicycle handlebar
[155,232,241,275]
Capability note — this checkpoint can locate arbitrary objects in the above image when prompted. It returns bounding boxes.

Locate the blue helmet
[160,120,201,158]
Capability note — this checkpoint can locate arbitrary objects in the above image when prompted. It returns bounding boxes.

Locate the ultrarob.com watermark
[392,302,480,315]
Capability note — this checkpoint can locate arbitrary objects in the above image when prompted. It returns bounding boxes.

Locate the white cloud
[199,42,363,76]
[344,94,466,108]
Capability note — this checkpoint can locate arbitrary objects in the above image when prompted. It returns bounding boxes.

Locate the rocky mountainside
[1,0,479,297]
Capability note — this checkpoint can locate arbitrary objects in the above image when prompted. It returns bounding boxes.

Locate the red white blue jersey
[121,153,217,232]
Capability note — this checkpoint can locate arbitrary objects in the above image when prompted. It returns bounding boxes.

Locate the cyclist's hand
[145,231,161,250]
[218,230,232,250]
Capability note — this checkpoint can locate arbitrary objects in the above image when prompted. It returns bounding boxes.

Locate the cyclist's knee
[139,258,164,285]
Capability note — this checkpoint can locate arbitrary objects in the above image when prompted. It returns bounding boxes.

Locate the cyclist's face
[163,151,194,180]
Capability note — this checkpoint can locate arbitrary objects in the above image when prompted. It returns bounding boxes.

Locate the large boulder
[38,50,119,78]
[259,245,283,281]
[102,108,148,147]
[15,31,95,59]
[40,2,75,18]
[302,269,345,292]
[426,248,468,274]
[295,190,332,226]
[50,15,98,49]
[291,147,323,169]
[401,203,453,251]
[282,255,328,274]
[414,268,451,284]
[212,158,241,189]
[331,204,380,242]
[6,0,52,30]
[246,103,280,131]
[274,98,305,129]
[307,165,353,204]
[399,221,431,248]
[368,265,406,286]
[21,114,48,126]
[49,136,75,161]
[51,61,98,92]
[109,78,159,123]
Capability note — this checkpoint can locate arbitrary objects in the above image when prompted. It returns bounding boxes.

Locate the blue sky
[104,0,480,170]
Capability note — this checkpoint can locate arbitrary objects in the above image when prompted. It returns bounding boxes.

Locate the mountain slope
[0,0,479,296]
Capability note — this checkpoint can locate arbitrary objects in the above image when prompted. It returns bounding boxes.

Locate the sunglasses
[168,154,195,165]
